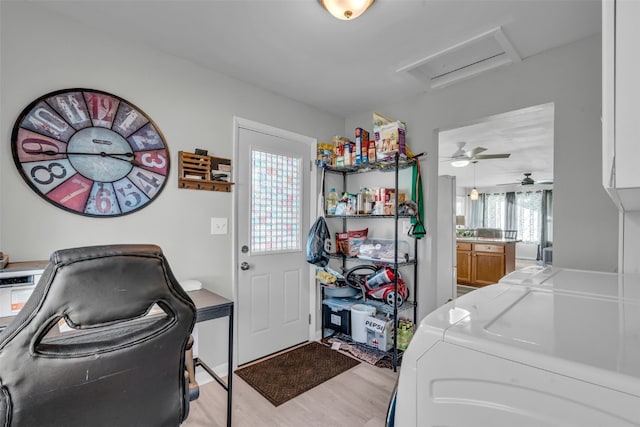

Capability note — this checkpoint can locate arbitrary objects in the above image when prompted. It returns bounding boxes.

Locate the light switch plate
[211,217,228,235]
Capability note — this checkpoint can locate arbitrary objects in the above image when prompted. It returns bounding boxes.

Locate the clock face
[11,89,170,217]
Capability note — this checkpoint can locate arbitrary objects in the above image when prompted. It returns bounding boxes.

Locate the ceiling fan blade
[474,153,511,160]
[536,180,554,184]
[465,146,487,157]
[450,141,467,157]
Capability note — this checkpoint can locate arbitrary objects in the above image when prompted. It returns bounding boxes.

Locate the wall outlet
[211,217,228,235]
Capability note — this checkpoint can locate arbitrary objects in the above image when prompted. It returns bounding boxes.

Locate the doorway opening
[437,103,555,296]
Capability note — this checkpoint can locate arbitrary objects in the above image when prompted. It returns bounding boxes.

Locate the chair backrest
[475,228,501,238]
[0,244,196,427]
[502,230,518,240]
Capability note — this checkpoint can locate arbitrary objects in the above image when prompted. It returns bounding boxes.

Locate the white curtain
[473,191,545,244]
[484,193,506,229]
[515,191,543,244]
[469,196,484,229]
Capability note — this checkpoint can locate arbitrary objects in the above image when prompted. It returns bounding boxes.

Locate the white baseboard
[195,362,228,386]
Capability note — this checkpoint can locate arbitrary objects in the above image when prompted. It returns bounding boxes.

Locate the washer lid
[444,277,640,396]
[500,266,640,302]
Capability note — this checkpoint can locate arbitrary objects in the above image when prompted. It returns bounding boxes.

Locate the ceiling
[32,0,601,118]
[439,102,555,189]
[29,1,599,189]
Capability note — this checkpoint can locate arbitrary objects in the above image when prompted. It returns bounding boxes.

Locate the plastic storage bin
[322,297,359,335]
[351,304,377,343]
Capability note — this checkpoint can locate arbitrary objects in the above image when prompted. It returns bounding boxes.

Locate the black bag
[306,216,331,266]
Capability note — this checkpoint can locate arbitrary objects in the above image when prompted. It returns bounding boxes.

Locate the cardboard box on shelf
[365,315,394,351]
[355,128,370,165]
[373,112,406,162]
[335,228,368,257]
[376,188,395,203]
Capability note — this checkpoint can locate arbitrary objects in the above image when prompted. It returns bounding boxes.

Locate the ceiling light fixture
[469,162,479,201]
[319,0,375,20]
[451,159,470,168]
[470,187,479,201]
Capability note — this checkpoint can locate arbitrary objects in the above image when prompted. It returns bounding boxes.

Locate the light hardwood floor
[184,360,398,427]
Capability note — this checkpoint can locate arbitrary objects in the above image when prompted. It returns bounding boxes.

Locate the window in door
[251,150,302,253]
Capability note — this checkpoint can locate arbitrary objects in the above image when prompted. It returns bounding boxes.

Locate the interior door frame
[232,116,317,368]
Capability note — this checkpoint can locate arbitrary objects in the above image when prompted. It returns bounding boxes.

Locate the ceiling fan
[445,142,511,167]
[519,173,553,186]
[500,173,554,186]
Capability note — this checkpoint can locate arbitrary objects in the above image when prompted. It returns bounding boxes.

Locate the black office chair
[0,244,197,427]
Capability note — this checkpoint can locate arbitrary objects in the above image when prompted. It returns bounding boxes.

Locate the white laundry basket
[350,304,376,343]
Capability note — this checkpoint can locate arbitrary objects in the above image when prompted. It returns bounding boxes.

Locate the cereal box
[373,112,406,161]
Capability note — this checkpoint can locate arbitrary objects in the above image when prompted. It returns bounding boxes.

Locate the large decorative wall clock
[11,88,169,217]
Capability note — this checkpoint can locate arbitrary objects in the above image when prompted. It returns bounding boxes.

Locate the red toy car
[344,265,409,306]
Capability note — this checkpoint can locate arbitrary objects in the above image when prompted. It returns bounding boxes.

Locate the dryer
[389,267,640,426]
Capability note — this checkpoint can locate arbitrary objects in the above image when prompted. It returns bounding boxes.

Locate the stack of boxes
[316,113,407,169]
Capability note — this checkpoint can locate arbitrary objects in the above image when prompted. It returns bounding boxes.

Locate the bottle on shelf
[363,187,375,214]
[326,187,338,215]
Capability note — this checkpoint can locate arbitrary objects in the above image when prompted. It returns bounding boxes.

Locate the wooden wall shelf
[178,151,234,192]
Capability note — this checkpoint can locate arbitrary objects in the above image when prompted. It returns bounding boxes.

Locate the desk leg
[227,304,233,427]
[193,305,234,426]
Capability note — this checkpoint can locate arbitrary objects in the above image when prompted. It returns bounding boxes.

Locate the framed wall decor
[11,88,170,217]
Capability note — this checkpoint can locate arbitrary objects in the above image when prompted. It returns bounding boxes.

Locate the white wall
[622,211,640,274]
[1,3,620,360]
[346,35,619,318]
[0,2,343,367]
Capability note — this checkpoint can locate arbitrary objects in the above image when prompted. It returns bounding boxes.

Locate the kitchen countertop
[456,237,521,244]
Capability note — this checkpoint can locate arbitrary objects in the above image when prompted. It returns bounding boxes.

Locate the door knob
[240,261,250,271]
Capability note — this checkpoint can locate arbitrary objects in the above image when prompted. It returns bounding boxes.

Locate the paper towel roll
[179,279,203,291]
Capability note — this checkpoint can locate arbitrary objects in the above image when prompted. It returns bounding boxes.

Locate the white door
[235,118,315,365]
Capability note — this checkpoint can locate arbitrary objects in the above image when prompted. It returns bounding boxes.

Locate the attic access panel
[397,27,521,89]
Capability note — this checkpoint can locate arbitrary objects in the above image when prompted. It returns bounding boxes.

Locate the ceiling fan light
[320,0,375,20]
[451,159,470,168]
[470,187,479,200]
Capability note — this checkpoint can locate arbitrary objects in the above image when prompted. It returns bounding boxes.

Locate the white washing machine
[389,266,640,426]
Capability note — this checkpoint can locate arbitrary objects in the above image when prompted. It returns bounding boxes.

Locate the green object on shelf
[397,320,415,351]
[411,162,426,239]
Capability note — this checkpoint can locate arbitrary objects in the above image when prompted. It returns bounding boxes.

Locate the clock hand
[39,150,134,158]
[92,138,112,145]
[35,149,140,166]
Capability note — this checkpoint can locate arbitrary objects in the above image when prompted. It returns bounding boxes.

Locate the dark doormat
[235,341,360,406]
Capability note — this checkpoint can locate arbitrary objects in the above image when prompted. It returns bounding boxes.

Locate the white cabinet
[602,0,640,211]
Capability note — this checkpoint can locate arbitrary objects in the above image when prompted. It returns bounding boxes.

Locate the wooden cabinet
[473,244,506,286]
[602,0,640,211]
[456,242,472,284]
[457,241,515,287]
